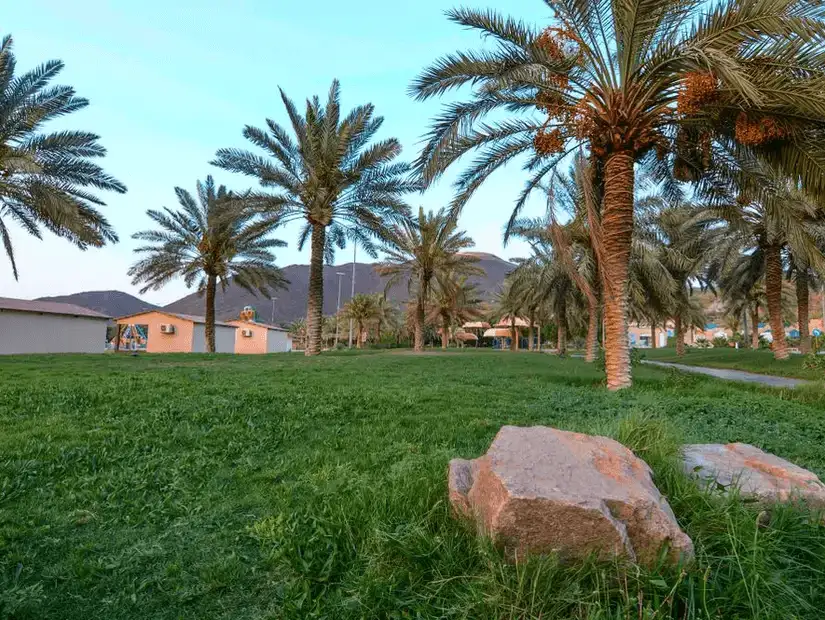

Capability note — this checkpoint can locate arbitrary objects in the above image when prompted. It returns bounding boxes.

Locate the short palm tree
[343,293,378,349]
[427,271,483,349]
[494,282,526,352]
[212,80,416,357]
[0,34,126,279]
[413,2,825,388]
[129,177,286,352]
[289,317,307,351]
[378,207,481,351]
[697,155,825,359]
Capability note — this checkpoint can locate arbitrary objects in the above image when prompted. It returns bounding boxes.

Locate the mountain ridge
[33,254,515,324]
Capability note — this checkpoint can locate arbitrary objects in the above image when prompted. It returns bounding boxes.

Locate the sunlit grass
[2,351,825,618]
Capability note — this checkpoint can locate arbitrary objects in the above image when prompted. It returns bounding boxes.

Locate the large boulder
[682,443,825,506]
[448,426,693,566]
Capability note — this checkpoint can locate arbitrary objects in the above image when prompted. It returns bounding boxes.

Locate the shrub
[711,335,728,349]
[803,352,825,371]
[695,337,711,349]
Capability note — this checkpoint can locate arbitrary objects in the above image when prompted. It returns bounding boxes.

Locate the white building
[0,297,109,354]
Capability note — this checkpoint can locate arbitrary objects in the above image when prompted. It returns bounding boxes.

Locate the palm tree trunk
[797,269,811,354]
[441,317,449,350]
[528,314,535,351]
[305,224,326,356]
[510,317,517,352]
[356,320,363,349]
[601,152,635,390]
[205,273,217,353]
[674,315,684,357]
[415,299,425,353]
[751,305,760,349]
[650,324,657,349]
[765,243,789,360]
[584,291,600,362]
[557,319,567,356]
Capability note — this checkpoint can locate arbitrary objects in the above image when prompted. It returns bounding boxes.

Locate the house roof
[225,319,288,332]
[0,297,110,319]
[116,309,236,328]
[494,316,529,328]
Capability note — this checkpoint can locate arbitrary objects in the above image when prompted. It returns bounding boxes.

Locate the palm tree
[129,177,286,352]
[427,271,484,349]
[494,282,526,352]
[697,156,825,359]
[378,207,481,352]
[0,34,126,279]
[212,80,416,357]
[635,202,715,356]
[343,294,378,349]
[509,157,601,359]
[289,317,307,351]
[413,3,825,388]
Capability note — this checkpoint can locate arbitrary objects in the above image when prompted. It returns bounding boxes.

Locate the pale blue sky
[3,0,550,304]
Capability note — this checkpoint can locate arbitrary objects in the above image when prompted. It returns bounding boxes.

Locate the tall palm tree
[427,271,483,349]
[129,177,286,352]
[343,293,378,349]
[0,34,126,279]
[412,3,825,388]
[378,207,481,352]
[212,80,416,357]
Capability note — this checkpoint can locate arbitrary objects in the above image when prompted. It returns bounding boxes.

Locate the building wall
[118,312,195,352]
[228,321,267,354]
[214,325,236,353]
[0,311,107,354]
[266,329,291,353]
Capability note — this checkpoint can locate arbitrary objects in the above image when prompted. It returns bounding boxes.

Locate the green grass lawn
[644,346,825,381]
[3,351,825,618]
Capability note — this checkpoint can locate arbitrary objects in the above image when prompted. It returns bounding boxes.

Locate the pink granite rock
[682,443,825,506]
[448,426,693,566]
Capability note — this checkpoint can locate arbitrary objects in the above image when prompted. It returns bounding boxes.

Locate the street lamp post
[270,297,277,325]
[348,243,356,348]
[335,272,345,346]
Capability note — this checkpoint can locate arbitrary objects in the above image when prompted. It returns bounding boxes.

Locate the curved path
[641,360,810,389]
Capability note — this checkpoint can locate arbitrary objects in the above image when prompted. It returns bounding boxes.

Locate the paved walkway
[641,360,810,389]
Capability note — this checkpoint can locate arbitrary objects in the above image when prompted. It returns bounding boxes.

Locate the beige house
[226,319,291,353]
[115,311,236,353]
[0,297,109,354]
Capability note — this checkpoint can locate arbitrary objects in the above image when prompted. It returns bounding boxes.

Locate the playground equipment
[112,323,148,351]
[239,306,257,322]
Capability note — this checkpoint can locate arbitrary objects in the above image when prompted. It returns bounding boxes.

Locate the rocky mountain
[36,290,159,318]
[164,253,515,325]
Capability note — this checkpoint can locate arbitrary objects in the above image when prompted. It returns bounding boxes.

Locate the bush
[695,337,711,349]
[803,352,825,371]
[711,335,728,349]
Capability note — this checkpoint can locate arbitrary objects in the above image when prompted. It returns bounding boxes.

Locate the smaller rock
[681,443,825,506]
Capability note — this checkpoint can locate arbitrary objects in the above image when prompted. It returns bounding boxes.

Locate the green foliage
[0,34,126,279]
[711,335,729,349]
[803,353,825,372]
[3,352,825,618]
[129,176,286,297]
[695,337,711,349]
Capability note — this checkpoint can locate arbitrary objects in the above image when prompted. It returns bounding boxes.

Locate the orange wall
[117,312,195,352]
[227,320,268,354]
